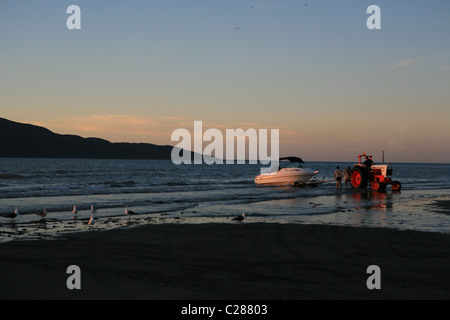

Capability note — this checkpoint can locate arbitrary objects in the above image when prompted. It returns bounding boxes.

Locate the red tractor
[350,153,402,192]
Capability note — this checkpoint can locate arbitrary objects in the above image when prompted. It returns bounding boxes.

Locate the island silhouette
[0,118,174,159]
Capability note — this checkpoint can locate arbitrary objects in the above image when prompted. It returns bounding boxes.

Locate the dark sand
[1,223,449,300]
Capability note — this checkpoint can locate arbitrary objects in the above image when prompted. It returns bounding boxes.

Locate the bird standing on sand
[125,206,137,216]
[6,208,19,219]
[73,205,78,215]
[36,209,47,218]
[88,205,95,225]
[233,212,246,222]
[88,212,95,226]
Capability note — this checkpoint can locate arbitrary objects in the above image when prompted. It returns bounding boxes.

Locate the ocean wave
[54,170,71,174]
[0,173,25,179]
[226,180,254,185]
[166,182,189,186]
[89,181,137,188]
[165,179,252,187]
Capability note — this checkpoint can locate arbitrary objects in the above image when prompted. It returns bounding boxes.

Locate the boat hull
[255,168,317,186]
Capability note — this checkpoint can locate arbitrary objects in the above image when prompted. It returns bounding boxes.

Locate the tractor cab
[351,153,401,192]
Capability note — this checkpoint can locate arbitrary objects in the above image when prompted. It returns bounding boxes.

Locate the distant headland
[0,118,173,160]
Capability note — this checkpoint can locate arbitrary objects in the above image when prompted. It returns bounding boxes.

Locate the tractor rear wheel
[351,167,368,189]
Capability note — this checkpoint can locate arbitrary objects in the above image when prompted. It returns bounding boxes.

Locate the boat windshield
[280,161,307,169]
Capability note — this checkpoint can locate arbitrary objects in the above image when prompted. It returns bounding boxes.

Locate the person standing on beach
[334,166,343,190]
[344,167,352,189]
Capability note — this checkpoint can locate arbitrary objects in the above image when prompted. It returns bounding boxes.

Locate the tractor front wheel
[392,181,402,192]
[370,181,381,191]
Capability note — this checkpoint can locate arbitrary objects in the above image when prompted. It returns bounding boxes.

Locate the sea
[1,158,450,242]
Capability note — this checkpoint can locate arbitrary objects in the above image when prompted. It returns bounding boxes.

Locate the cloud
[387,59,419,69]
[34,114,186,144]
[70,115,149,131]
[251,1,286,10]
[159,116,191,121]
[59,114,158,135]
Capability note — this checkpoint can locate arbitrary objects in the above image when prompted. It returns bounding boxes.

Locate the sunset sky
[1,0,449,163]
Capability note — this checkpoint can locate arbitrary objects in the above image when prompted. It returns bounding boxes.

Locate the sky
[1,0,449,163]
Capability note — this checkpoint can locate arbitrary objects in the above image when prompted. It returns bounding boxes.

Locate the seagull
[88,205,95,225]
[36,209,47,218]
[73,205,78,215]
[6,208,19,219]
[233,212,246,222]
[125,206,137,216]
[88,212,95,226]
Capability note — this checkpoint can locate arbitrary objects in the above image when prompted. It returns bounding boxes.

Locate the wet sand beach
[432,200,450,215]
[0,223,449,300]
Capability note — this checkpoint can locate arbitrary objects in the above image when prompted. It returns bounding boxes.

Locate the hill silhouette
[0,118,174,159]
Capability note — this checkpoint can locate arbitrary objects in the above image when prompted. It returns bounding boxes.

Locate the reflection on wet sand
[351,190,394,212]
[2,188,450,242]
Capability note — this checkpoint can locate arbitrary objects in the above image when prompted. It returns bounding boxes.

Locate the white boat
[255,157,319,186]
